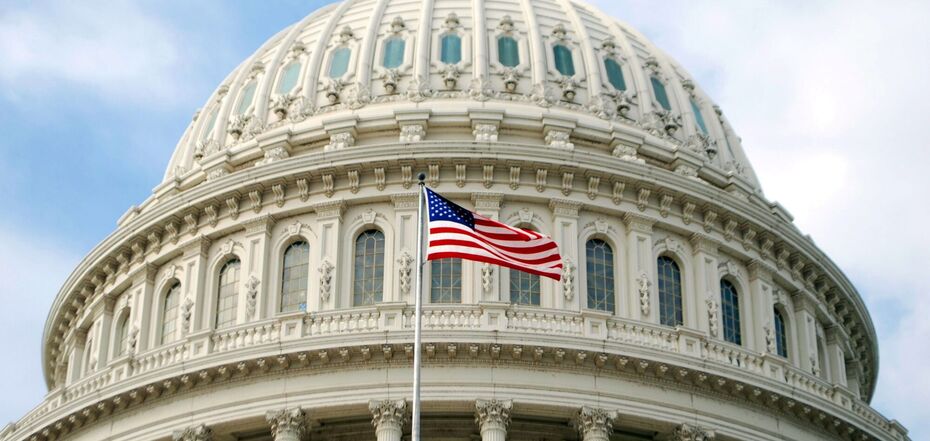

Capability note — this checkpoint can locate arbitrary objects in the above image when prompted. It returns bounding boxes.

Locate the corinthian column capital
[266,407,306,441]
[573,406,617,441]
[672,422,716,441]
[369,399,406,441]
[475,399,512,441]
[172,424,212,441]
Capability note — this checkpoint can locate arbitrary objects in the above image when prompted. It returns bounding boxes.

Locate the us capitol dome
[1,0,910,440]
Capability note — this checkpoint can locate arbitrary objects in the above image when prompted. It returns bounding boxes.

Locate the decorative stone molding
[671,422,716,441]
[562,258,576,301]
[245,275,260,318]
[397,251,413,296]
[707,298,720,337]
[172,423,212,441]
[549,198,582,218]
[473,123,499,142]
[573,406,617,441]
[637,272,652,316]
[475,399,512,441]
[481,262,495,294]
[319,259,335,303]
[266,407,306,441]
[370,399,407,441]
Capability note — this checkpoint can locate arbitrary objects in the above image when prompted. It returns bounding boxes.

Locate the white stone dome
[157,0,760,199]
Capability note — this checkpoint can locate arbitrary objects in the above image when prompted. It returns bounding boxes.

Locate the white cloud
[0,225,79,425]
[0,1,189,105]
[592,0,930,437]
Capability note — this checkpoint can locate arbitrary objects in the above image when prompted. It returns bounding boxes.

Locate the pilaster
[748,260,774,354]
[182,236,212,333]
[473,193,504,302]
[312,200,345,310]
[689,233,719,336]
[550,199,582,311]
[369,399,407,441]
[475,399,512,441]
[792,291,818,373]
[825,326,848,387]
[172,424,212,441]
[266,407,307,441]
[573,406,616,441]
[623,213,655,320]
[391,193,419,304]
[243,215,276,318]
[93,297,115,370]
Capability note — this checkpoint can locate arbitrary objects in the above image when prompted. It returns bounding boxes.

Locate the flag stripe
[427,249,562,279]
[429,238,562,265]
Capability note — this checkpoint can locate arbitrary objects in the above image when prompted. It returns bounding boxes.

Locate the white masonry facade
[0,0,910,440]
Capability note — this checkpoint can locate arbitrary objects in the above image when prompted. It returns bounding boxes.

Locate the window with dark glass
[215,259,241,328]
[430,258,462,303]
[657,256,683,326]
[691,98,708,134]
[553,44,575,76]
[586,239,614,312]
[383,37,405,68]
[720,280,741,345]
[281,241,309,313]
[774,308,788,358]
[498,36,519,67]
[354,230,385,305]
[440,34,462,64]
[161,282,181,344]
[651,76,671,111]
[329,47,351,78]
[604,58,626,91]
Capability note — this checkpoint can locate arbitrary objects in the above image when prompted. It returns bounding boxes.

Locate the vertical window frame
[720,279,742,345]
[353,230,386,306]
[657,256,683,326]
[585,239,615,312]
[280,241,310,313]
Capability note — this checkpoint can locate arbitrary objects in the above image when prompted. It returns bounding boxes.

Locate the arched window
[585,239,614,312]
[114,311,130,356]
[773,307,788,358]
[383,37,405,68]
[200,107,219,141]
[329,47,351,78]
[553,44,575,76]
[236,81,257,115]
[691,98,708,134]
[354,230,385,306]
[657,256,683,326]
[720,280,741,345]
[161,282,181,344]
[604,58,626,91]
[215,259,241,328]
[276,62,302,94]
[440,34,462,64]
[651,76,671,111]
[430,258,461,303]
[280,241,309,313]
[498,36,520,67]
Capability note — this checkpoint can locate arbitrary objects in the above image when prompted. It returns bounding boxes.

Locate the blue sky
[1,0,928,438]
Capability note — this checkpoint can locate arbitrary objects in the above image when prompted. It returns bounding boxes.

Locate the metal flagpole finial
[417,172,426,185]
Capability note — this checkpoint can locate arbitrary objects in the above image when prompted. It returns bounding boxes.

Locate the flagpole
[412,173,426,441]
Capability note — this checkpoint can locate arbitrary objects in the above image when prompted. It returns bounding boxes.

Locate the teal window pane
[604,58,626,91]
[200,108,218,141]
[651,76,671,111]
[721,280,742,345]
[383,38,405,68]
[690,99,708,134]
[329,47,351,78]
[440,34,462,64]
[553,44,575,76]
[237,81,257,115]
[498,36,519,67]
[585,239,614,312]
[276,62,301,94]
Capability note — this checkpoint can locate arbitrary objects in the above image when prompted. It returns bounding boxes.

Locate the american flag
[425,188,563,281]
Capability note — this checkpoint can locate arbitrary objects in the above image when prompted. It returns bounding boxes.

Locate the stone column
[181,236,211,333]
[391,193,419,304]
[475,399,512,441]
[748,261,775,354]
[242,215,275,319]
[689,234,719,336]
[669,422,715,441]
[369,399,407,441]
[266,407,306,441]
[473,193,504,302]
[312,200,346,310]
[550,199,582,311]
[825,326,848,387]
[623,213,655,320]
[791,291,818,373]
[573,406,617,441]
[172,424,213,441]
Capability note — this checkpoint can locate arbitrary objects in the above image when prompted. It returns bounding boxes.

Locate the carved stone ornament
[399,124,425,143]
[764,323,776,354]
[369,399,407,431]
[473,123,499,142]
[481,262,495,294]
[397,251,413,296]
[475,399,513,431]
[181,297,194,335]
[637,271,651,316]
[245,275,260,318]
[673,422,716,441]
[706,297,719,337]
[562,258,576,301]
[319,259,335,303]
[172,423,213,441]
[573,406,617,441]
[266,407,306,441]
